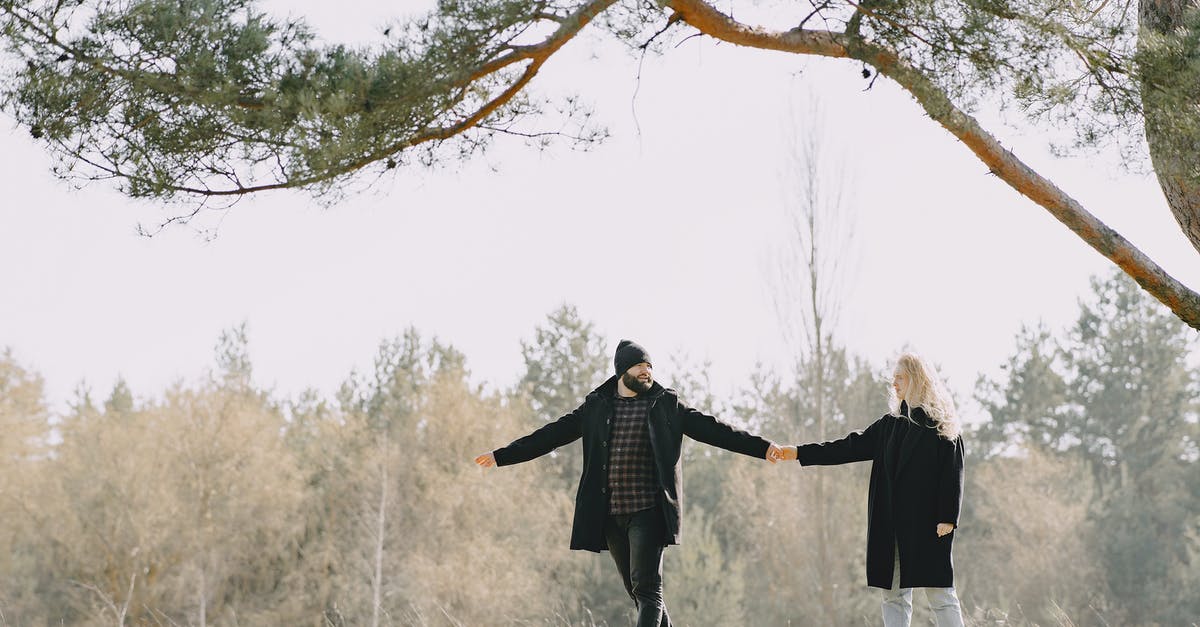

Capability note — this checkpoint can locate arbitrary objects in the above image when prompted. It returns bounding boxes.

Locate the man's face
[621,362,653,394]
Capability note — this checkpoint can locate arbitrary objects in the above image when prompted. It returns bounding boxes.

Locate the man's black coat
[795,402,965,589]
[493,375,771,552]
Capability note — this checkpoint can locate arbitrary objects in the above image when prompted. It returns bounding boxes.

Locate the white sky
[2,1,1198,420]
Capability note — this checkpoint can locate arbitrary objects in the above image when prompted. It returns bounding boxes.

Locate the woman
[781,353,966,627]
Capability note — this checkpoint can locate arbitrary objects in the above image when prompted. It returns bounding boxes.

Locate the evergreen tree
[973,323,1069,458]
[1063,272,1200,624]
[516,304,608,487]
[3,0,1200,324]
[975,270,1200,623]
[519,304,609,422]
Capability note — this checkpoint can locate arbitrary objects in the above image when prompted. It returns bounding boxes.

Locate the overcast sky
[2,1,1198,421]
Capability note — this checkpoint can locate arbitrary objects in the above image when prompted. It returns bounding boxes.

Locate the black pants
[604,507,672,627]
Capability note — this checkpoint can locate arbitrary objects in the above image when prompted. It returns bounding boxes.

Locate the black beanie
[614,339,652,375]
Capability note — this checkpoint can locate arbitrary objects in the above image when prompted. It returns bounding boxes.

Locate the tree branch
[3,0,618,201]
[470,0,617,82]
[667,0,1200,330]
[165,0,616,198]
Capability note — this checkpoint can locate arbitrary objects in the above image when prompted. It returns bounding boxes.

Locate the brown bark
[1139,1,1200,257]
[668,0,1200,330]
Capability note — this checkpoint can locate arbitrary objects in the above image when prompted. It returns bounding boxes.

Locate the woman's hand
[936,523,955,537]
[780,446,798,461]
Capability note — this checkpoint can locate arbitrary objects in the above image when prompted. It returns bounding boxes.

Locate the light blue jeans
[881,544,964,627]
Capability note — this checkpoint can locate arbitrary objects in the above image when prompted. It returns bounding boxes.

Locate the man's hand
[474,452,496,468]
[765,443,783,464]
[936,523,955,537]
[779,445,798,462]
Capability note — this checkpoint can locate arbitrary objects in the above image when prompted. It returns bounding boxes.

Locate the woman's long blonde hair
[888,352,961,441]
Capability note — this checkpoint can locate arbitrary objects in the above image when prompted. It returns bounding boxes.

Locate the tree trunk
[810,237,836,623]
[372,435,388,627]
[198,569,207,627]
[1139,1,1200,256]
[814,338,835,622]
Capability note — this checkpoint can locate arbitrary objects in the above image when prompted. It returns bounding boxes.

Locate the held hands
[936,523,955,537]
[481,445,793,466]
[763,444,797,464]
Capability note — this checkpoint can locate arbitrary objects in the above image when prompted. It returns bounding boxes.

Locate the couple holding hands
[474,340,966,626]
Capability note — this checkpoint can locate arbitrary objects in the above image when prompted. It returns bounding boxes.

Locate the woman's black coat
[493,375,771,552]
[795,402,965,589]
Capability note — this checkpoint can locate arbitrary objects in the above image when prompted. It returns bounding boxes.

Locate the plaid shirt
[607,394,658,514]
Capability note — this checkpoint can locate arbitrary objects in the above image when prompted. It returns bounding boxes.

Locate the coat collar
[894,400,933,477]
[898,400,935,427]
[590,375,669,402]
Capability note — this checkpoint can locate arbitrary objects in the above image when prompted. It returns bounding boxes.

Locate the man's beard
[622,371,653,394]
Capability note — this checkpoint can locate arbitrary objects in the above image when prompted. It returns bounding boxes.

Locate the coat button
[601,487,607,494]
[602,464,607,471]
[602,441,607,447]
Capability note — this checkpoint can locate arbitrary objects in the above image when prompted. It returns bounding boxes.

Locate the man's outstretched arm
[473,402,586,468]
[677,401,782,463]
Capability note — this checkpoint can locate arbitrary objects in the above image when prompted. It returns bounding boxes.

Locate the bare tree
[768,98,858,623]
[72,574,136,626]
[370,431,388,627]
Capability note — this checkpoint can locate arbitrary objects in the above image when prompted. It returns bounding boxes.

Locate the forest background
[0,274,1197,625]
[2,0,1200,624]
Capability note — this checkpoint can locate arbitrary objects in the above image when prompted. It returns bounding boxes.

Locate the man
[474,339,784,627]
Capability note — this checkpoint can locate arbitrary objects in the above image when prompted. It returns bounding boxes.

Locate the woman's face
[892,367,910,402]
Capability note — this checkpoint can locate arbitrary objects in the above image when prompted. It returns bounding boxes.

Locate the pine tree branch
[667,0,1200,330]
